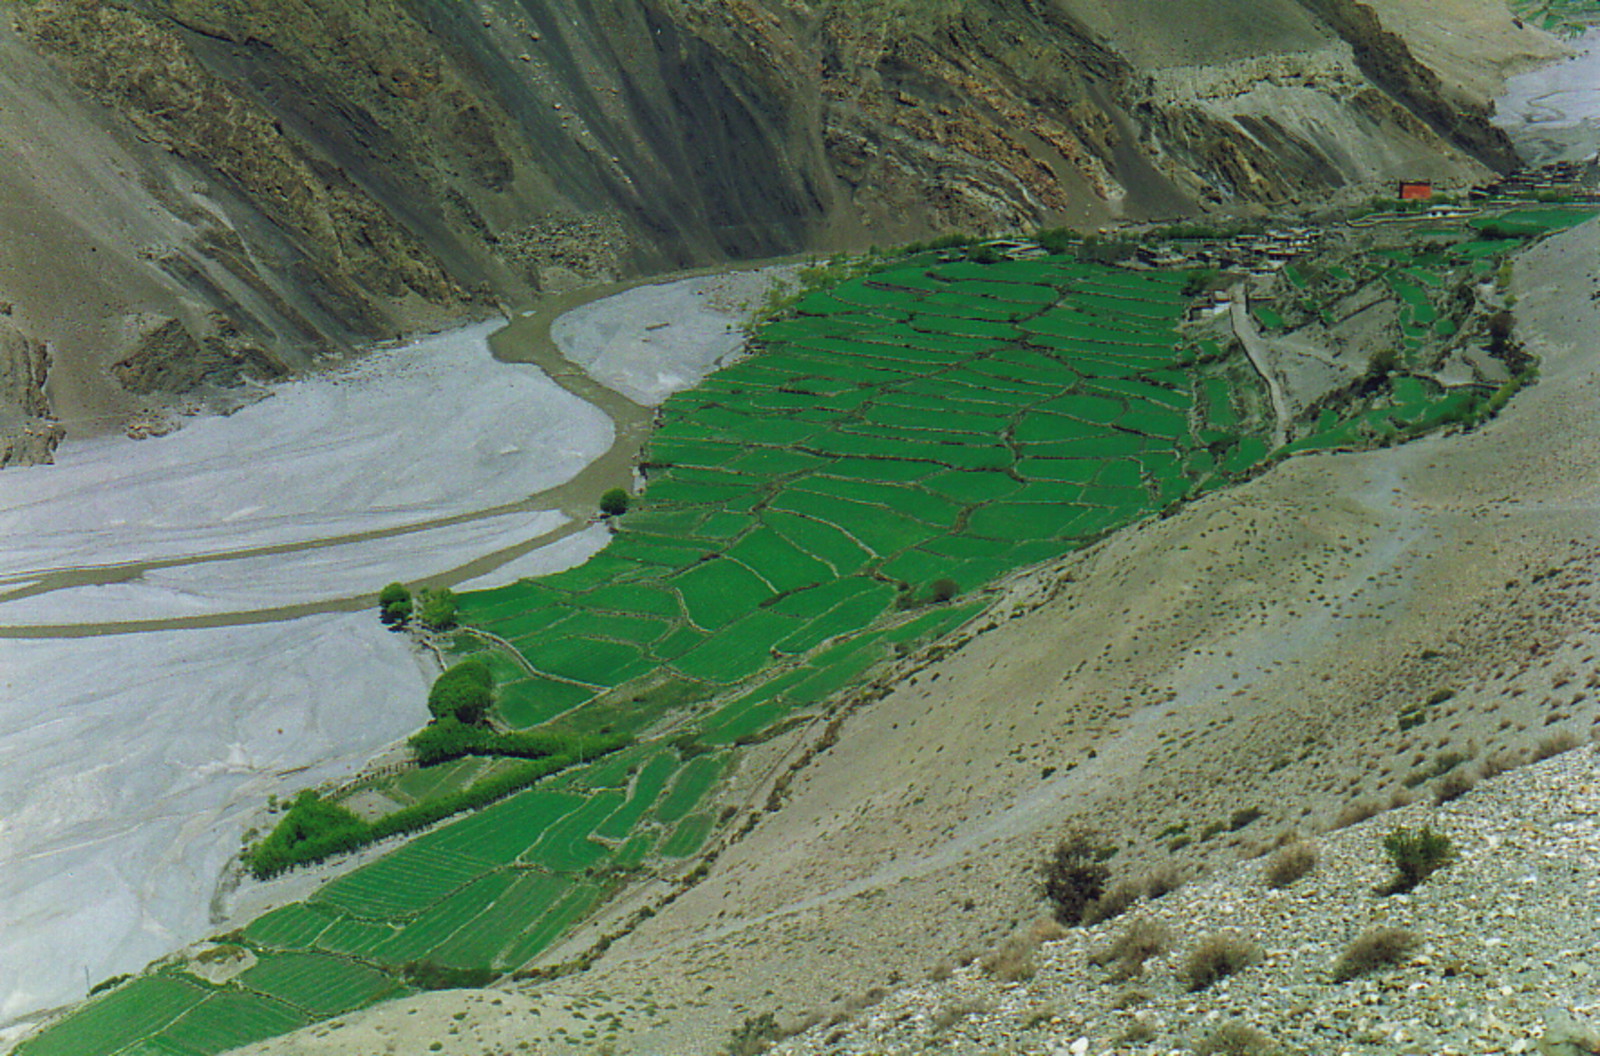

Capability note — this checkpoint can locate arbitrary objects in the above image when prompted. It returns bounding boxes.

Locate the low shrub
[1082,878,1142,926]
[1332,926,1419,982]
[722,1012,782,1056]
[400,961,498,991]
[1263,839,1317,888]
[1193,1020,1281,1056]
[980,933,1038,983]
[1332,797,1382,830]
[1182,933,1261,992]
[86,973,132,997]
[1115,1018,1159,1045]
[1433,769,1476,804]
[931,1002,987,1033]
[1088,917,1172,981]
[1228,807,1263,831]
[1379,825,1456,894]
[1532,729,1580,761]
[928,577,960,603]
[1140,863,1184,899]
[1476,747,1524,780]
[1039,829,1115,925]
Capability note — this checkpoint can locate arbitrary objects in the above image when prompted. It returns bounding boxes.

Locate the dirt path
[1230,284,1291,446]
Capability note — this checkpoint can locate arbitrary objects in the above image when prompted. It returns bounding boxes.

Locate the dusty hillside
[222,223,1600,1056]
[0,0,1556,458]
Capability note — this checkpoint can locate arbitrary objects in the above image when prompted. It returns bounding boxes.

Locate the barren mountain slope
[224,224,1600,1056]
[0,0,1556,459]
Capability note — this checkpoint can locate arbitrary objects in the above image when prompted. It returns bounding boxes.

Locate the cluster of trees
[245,734,631,878]
[410,720,616,767]
[377,582,458,630]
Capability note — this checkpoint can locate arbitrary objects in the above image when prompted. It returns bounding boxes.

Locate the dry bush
[1477,747,1524,780]
[1532,729,1581,761]
[1263,840,1317,888]
[1039,828,1114,924]
[1110,988,1151,1009]
[1193,1020,1282,1056]
[1332,798,1382,830]
[980,933,1038,983]
[1141,863,1184,899]
[1433,769,1476,805]
[1182,933,1261,992]
[1027,917,1069,944]
[927,961,953,982]
[1089,917,1172,981]
[1082,879,1142,926]
[930,1001,988,1033]
[1115,1017,1159,1044]
[1332,926,1419,982]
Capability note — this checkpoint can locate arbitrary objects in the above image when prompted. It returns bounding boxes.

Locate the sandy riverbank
[0,265,798,1032]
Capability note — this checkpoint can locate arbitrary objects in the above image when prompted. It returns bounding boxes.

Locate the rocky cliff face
[0,0,1559,458]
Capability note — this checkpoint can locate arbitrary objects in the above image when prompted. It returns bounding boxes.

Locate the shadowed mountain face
[0,0,1554,457]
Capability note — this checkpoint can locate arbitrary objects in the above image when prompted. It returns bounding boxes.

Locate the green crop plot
[15,975,209,1056]
[313,843,490,919]
[157,991,311,1055]
[672,609,801,683]
[494,676,597,730]
[245,903,336,950]
[661,813,717,858]
[656,756,726,825]
[593,753,678,840]
[497,883,606,969]
[675,558,776,629]
[405,789,583,866]
[241,952,401,1017]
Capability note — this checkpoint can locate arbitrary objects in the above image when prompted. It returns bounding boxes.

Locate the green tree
[427,658,494,724]
[378,581,412,626]
[418,587,459,630]
[928,577,960,603]
[600,487,631,517]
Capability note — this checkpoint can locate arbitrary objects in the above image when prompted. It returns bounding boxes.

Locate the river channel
[0,265,790,1029]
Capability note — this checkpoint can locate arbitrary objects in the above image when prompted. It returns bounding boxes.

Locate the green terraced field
[239,952,402,1017]
[26,243,1503,1056]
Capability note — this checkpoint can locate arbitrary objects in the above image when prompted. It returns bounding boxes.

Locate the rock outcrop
[0,317,64,467]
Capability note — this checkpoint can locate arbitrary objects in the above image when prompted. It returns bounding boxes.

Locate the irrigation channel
[9,204,1591,1056]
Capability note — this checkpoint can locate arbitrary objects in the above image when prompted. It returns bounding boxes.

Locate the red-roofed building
[1398,181,1434,201]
